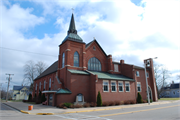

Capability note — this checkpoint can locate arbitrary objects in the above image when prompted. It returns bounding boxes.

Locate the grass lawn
[159,98,180,100]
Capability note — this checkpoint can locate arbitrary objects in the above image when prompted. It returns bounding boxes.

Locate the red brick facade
[33,13,158,106]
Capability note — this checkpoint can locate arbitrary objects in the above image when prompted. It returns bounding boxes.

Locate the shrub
[69,104,74,108]
[39,91,42,97]
[83,103,90,107]
[23,100,28,102]
[137,92,143,103]
[97,91,102,106]
[102,101,109,106]
[90,102,97,107]
[74,104,82,108]
[130,100,136,104]
[35,99,41,104]
[28,93,32,101]
[146,99,153,103]
[57,103,64,108]
[120,101,124,105]
[114,101,121,105]
[63,106,67,109]
[64,103,72,108]
[124,100,130,105]
[41,93,46,103]
[109,101,115,106]
[143,100,147,103]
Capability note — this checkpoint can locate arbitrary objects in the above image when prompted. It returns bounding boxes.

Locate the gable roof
[86,40,107,57]
[13,86,30,91]
[170,83,179,89]
[34,61,58,80]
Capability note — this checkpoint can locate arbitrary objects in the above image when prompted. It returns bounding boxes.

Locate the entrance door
[49,94,53,106]
[148,86,152,100]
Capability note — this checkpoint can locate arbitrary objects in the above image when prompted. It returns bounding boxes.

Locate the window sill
[103,91,109,92]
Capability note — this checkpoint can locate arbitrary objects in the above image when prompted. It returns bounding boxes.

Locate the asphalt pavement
[2,100,180,115]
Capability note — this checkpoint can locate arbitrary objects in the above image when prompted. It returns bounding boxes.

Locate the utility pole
[5,73,14,102]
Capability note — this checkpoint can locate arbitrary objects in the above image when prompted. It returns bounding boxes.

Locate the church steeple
[61,13,83,44]
[68,13,77,35]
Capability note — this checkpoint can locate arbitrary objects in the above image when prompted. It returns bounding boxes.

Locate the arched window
[62,53,65,68]
[49,78,51,90]
[39,82,41,90]
[74,51,79,67]
[44,80,46,90]
[88,57,101,71]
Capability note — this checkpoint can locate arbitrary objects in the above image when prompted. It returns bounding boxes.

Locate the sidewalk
[2,100,180,115]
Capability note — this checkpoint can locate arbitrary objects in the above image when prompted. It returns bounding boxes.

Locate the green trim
[89,71,135,81]
[68,69,90,75]
[56,89,72,94]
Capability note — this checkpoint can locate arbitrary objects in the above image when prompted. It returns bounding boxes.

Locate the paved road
[0,101,180,120]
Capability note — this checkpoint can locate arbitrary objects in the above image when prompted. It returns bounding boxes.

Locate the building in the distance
[13,86,31,100]
[33,13,158,106]
[159,82,180,98]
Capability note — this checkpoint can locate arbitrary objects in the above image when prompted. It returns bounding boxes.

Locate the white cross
[72,8,74,13]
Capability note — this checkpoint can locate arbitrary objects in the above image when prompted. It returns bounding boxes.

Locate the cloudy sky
[0,0,179,90]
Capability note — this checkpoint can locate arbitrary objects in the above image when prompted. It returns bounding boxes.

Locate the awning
[42,91,57,93]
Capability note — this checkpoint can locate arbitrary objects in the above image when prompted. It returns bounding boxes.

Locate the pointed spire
[68,13,77,35]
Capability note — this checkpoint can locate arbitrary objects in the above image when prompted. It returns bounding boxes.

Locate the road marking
[54,113,112,120]
[99,104,180,117]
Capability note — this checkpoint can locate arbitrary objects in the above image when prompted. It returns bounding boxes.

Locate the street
[0,101,180,120]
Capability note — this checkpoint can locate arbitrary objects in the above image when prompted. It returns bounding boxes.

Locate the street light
[144,57,157,105]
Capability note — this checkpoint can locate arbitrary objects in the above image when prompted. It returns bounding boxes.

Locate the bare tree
[35,61,48,75]
[23,60,36,85]
[159,67,171,97]
[23,60,47,91]
[177,75,180,80]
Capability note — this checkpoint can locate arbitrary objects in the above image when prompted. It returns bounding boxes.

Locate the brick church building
[33,13,158,106]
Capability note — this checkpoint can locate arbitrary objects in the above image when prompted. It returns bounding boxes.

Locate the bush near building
[97,91,102,106]
[137,92,143,103]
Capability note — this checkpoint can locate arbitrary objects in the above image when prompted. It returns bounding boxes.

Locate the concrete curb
[20,110,30,114]
[2,103,21,112]
[58,100,180,115]
[36,113,54,115]
[3,100,179,115]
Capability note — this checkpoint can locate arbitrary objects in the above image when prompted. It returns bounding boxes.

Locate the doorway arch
[148,86,153,100]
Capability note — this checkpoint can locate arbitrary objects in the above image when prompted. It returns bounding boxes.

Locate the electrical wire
[0,47,57,57]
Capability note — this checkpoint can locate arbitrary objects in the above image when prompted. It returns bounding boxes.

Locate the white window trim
[111,81,117,92]
[118,81,124,92]
[136,71,140,77]
[137,82,141,92]
[103,80,109,92]
[125,82,130,92]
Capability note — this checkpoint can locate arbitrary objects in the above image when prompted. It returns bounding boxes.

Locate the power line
[5,73,14,102]
[0,47,57,57]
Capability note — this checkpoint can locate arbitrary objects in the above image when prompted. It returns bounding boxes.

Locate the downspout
[133,69,137,102]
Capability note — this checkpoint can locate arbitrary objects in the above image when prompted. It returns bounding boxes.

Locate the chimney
[120,60,124,64]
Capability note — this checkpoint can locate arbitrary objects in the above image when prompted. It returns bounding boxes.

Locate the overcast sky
[0,0,179,90]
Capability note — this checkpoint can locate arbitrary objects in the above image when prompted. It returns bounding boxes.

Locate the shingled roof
[34,61,58,80]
